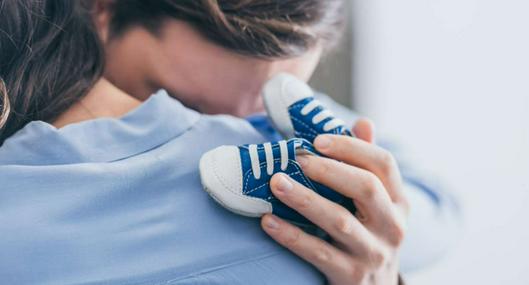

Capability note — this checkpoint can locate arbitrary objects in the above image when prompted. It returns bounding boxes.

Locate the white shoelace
[300,99,345,132]
[249,141,289,179]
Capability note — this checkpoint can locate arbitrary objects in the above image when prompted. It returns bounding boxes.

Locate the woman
[99,0,460,273]
[0,0,407,284]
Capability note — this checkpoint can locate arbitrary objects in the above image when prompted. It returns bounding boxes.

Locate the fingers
[292,157,403,239]
[269,173,374,252]
[314,135,406,205]
[352,118,375,144]
[261,214,357,282]
[262,214,400,285]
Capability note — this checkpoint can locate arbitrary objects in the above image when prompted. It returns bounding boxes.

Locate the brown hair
[0,0,104,145]
[0,0,345,145]
[109,0,346,58]
[0,80,9,129]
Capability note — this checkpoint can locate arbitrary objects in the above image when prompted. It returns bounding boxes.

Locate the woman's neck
[52,78,142,128]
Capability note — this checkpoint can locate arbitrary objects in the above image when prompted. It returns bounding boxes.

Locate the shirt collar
[0,90,200,165]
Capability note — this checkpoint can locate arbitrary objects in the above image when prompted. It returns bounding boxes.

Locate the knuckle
[283,227,302,248]
[378,150,397,176]
[307,157,331,180]
[319,158,333,176]
[368,249,388,268]
[348,265,367,283]
[293,192,313,211]
[387,221,406,247]
[360,172,381,200]
[333,210,355,235]
[313,244,333,264]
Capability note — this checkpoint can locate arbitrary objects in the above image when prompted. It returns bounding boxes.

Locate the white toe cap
[263,73,313,106]
[199,145,272,217]
[262,73,313,138]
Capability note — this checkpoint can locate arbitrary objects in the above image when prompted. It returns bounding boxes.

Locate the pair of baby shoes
[200,73,353,224]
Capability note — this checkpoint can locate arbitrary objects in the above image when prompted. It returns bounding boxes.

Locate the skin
[53,79,140,128]
[263,124,409,285]
[102,20,323,117]
[56,83,409,284]
[84,3,410,283]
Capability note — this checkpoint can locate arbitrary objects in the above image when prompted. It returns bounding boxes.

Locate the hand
[261,119,409,285]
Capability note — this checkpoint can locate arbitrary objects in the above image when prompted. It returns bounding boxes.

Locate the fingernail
[315,135,331,149]
[264,215,280,230]
[297,155,309,167]
[275,174,293,193]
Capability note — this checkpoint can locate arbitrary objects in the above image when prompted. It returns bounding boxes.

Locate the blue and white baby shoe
[199,73,357,223]
[262,73,352,143]
[199,138,346,224]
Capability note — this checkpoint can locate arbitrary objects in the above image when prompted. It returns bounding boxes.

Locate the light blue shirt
[0,90,460,284]
[0,92,322,284]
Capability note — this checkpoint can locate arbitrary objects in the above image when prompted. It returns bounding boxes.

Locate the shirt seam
[103,251,285,285]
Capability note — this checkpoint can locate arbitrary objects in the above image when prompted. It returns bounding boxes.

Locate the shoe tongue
[337,127,354,137]
[324,123,353,137]
[291,138,317,158]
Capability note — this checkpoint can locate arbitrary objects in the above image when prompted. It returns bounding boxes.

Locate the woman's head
[0,0,104,145]
[108,0,345,59]
[99,0,346,116]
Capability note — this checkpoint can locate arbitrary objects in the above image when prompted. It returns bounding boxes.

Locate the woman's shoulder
[151,90,267,145]
[0,90,266,166]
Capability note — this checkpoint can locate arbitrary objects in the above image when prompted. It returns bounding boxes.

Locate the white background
[350,0,529,284]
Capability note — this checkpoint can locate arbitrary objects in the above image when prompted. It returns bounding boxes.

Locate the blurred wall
[309,1,353,107]
[350,0,529,284]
